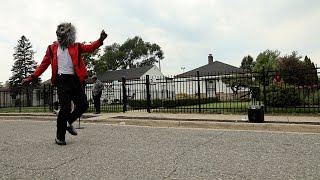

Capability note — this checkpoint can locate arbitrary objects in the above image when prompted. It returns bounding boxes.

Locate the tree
[94,43,122,73]
[240,55,255,72]
[9,35,40,106]
[81,41,101,77]
[278,51,303,85]
[253,49,280,73]
[222,74,256,99]
[253,49,280,85]
[278,52,318,86]
[303,56,318,85]
[95,36,164,73]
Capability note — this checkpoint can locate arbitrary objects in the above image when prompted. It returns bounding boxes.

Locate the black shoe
[93,112,100,114]
[55,138,66,145]
[67,125,78,136]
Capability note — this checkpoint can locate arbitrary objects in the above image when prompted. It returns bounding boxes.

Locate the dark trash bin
[248,105,264,123]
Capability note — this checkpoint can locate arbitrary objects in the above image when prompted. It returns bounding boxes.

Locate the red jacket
[29,39,103,85]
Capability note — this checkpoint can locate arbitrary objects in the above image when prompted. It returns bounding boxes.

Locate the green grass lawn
[153,101,320,114]
[87,103,124,113]
[0,104,124,113]
[0,106,52,113]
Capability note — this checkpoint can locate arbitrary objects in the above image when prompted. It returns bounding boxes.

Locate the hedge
[127,97,219,109]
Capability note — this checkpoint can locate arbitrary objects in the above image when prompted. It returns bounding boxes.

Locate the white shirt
[57,46,75,75]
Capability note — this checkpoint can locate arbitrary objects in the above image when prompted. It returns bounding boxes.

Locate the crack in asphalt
[162,132,224,179]
[0,168,18,179]
[0,149,92,178]
[49,150,92,170]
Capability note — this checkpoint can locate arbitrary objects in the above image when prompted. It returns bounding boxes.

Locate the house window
[206,80,216,97]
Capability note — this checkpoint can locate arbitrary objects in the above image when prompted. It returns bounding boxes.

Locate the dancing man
[22,22,108,145]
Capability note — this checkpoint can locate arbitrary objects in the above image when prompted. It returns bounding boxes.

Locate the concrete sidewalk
[97,112,320,124]
[1,111,320,122]
[0,111,320,131]
[0,112,320,133]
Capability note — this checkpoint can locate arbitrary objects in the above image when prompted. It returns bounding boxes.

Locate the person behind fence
[21,22,108,145]
[91,75,104,114]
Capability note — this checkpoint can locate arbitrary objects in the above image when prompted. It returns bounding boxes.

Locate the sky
[0,0,320,84]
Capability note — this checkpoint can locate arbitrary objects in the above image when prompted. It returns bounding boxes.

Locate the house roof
[0,87,9,91]
[88,65,155,83]
[176,61,244,78]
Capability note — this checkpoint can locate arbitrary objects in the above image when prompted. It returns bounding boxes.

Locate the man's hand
[100,30,108,42]
[21,78,31,86]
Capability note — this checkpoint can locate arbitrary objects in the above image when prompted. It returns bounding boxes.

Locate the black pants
[93,93,101,113]
[56,74,88,141]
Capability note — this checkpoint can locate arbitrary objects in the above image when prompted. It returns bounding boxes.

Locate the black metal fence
[0,84,54,112]
[1,67,320,114]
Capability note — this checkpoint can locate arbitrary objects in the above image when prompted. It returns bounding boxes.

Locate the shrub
[127,99,148,109]
[127,97,219,109]
[304,91,320,105]
[264,84,302,107]
[14,98,21,107]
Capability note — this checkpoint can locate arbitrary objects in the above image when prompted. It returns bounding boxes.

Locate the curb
[0,115,319,134]
[81,118,320,134]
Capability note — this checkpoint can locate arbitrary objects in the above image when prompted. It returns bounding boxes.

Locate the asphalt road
[0,120,319,180]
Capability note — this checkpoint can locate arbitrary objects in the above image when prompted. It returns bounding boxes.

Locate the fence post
[197,71,201,113]
[122,77,127,113]
[43,84,46,112]
[19,86,22,112]
[49,84,53,111]
[262,66,267,113]
[146,75,151,113]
